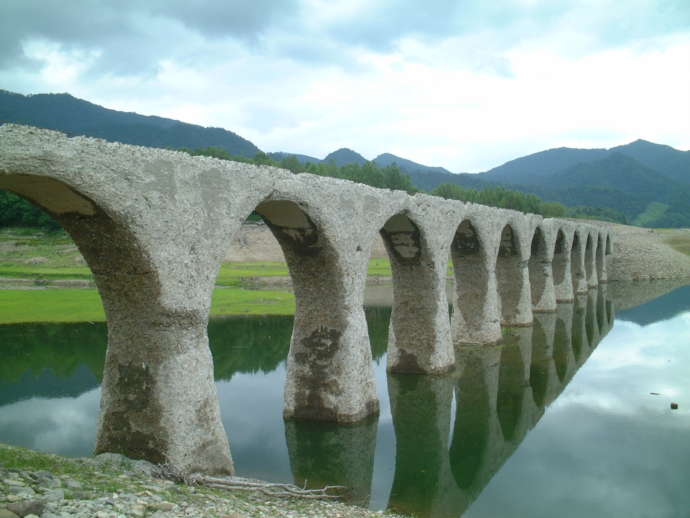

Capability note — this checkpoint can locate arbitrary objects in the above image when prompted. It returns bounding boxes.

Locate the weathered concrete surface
[450,205,503,345]
[0,124,613,473]
[379,195,460,374]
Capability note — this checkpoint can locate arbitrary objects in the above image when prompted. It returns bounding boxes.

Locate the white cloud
[0,1,688,170]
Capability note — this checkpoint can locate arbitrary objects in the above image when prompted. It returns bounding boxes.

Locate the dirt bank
[227,221,690,281]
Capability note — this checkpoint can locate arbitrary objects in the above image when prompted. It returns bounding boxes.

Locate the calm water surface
[1,283,689,517]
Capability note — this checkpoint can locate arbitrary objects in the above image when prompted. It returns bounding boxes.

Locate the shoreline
[0,443,408,518]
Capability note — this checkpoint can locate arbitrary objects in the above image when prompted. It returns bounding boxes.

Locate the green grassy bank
[0,288,297,324]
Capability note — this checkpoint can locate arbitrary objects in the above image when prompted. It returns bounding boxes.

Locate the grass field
[0,227,394,285]
[0,287,296,324]
[660,229,690,257]
[0,227,392,323]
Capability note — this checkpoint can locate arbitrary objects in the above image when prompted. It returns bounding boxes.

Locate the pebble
[7,486,34,497]
[42,489,65,502]
[63,478,82,490]
[5,499,45,517]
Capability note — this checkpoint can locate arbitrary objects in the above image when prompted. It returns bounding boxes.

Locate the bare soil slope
[227,222,690,281]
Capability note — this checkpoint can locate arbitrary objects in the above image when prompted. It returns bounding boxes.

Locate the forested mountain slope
[0,90,261,157]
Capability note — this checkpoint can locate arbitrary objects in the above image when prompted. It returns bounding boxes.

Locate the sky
[1,0,689,172]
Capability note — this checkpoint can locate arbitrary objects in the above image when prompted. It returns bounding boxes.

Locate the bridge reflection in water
[0,287,613,517]
[286,288,613,517]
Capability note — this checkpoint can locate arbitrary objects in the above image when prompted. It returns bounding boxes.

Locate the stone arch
[570,231,587,294]
[450,217,501,344]
[0,175,234,475]
[552,228,573,301]
[529,225,555,312]
[380,211,454,373]
[584,233,596,287]
[596,234,605,276]
[496,222,531,326]
[251,198,378,423]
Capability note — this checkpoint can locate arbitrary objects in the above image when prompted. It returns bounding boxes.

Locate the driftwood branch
[153,464,346,500]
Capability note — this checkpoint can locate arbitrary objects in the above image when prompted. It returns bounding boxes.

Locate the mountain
[479,147,610,185]
[611,139,690,185]
[0,89,261,157]
[476,140,690,189]
[268,152,321,164]
[324,148,368,167]
[373,153,454,175]
[507,153,690,227]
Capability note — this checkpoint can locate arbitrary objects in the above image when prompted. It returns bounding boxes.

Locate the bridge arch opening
[528,226,549,310]
[596,234,607,283]
[552,229,567,286]
[496,224,525,326]
[450,219,500,344]
[0,176,159,317]
[379,211,453,373]
[584,234,595,286]
[570,232,585,293]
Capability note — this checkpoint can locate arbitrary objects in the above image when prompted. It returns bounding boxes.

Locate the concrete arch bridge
[0,125,613,474]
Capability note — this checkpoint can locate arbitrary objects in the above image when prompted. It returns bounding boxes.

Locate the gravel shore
[596,222,690,281]
[0,445,407,518]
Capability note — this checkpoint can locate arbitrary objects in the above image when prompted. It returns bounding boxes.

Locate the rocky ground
[0,445,406,518]
[600,222,690,281]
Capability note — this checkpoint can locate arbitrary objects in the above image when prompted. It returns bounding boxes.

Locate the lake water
[1,282,689,517]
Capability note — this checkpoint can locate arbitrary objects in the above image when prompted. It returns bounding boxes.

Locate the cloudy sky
[1,1,689,172]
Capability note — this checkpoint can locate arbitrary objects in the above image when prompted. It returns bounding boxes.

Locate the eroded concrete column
[451,213,502,345]
[59,213,233,475]
[257,198,379,423]
[381,201,456,374]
